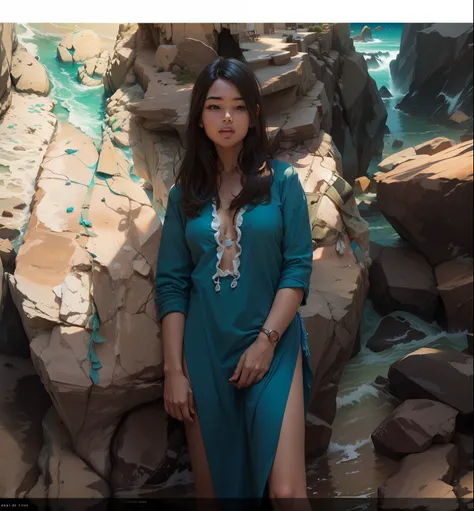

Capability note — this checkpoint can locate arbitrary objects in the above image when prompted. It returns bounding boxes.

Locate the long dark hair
[176,57,273,220]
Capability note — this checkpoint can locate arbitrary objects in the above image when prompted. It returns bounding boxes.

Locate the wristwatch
[260,327,280,347]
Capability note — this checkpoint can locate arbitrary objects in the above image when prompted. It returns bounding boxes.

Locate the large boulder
[77,51,110,87]
[8,122,163,480]
[0,354,52,497]
[366,315,426,352]
[369,244,439,320]
[435,258,473,339]
[378,444,459,507]
[393,24,473,124]
[11,43,50,96]
[371,399,458,459]
[0,23,16,118]
[24,407,110,499]
[57,30,104,63]
[110,401,186,491]
[388,348,473,416]
[171,37,218,76]
[376,140,473,266]
[335,51,387,182]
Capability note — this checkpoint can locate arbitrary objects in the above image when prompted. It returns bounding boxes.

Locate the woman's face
[201,78,252,149]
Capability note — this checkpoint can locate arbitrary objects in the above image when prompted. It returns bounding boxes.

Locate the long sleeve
[155,184,194,322]
[277,166,313,306]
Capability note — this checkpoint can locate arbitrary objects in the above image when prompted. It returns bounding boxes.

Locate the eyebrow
[205,96,244,101]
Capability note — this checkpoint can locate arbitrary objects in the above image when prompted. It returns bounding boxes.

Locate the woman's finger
[229,354,245,382]
[187,390,196,421]
[236,366,251,388]
[172,404,183,422]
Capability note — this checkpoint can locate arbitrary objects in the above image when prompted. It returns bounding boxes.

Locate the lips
[219,128,235,133]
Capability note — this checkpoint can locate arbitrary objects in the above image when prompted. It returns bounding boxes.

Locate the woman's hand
[164,370,196,423]
[229,335,275,388]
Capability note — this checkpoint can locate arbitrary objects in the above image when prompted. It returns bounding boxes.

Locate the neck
[216,144,242,174]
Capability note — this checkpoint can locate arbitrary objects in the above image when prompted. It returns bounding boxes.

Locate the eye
[206,104,220,110]
[235,105,247,111]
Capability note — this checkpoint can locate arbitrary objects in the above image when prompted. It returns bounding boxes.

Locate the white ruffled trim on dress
[211,201,245,292]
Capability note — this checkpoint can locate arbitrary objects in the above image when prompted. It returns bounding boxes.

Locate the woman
[155,57,313,507]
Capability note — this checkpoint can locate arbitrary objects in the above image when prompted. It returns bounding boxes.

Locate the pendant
[223,239,233,248]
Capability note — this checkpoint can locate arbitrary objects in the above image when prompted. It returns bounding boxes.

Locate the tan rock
[455,471,473,503]
[155,44,178,71]
[8,122,163,480]
[435,258,473,338]
[171,37,217,76]
[57,30,103,63]
[378,444,459,508]
[27,407,110,499]
[110,401,186,490]
[354,176,376,194]
[372,399,458,459]
[450,110,470,125]
[415,137,456,156]
[378,147,421,171]
[376,140,473,266]
[104,24,138,94]
[0,23,15,118]
[77,53,110,86]
[11,43,50,96]
[0,354,52,498]
[369,244,439,320]
[388,347,473,416]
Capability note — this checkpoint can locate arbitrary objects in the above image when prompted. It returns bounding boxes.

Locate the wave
[362,50,399,73]
[328,438,372,464]
[16,23,40,57]
[336,383,379,409]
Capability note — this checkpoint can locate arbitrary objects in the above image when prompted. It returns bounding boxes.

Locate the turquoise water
[16,23,106,146]
[350,23,465,176]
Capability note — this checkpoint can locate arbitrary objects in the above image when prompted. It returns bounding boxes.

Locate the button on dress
[155,159,313,499]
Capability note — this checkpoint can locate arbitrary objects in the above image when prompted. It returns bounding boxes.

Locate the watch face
[269,330,279,342]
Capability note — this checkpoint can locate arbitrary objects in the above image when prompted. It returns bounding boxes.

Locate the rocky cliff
[0,23,17,118]
[391,23,473,127]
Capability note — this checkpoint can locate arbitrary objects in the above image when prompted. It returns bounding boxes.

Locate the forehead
[206,78,243,99]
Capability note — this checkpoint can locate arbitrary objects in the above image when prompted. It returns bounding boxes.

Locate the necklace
[220,231,234,248]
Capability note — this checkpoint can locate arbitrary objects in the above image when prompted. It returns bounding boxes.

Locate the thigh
[182,357,217,499]
[267,346,307,497]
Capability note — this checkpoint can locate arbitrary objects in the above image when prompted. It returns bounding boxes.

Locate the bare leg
[267,346,311,511]
[182,357,218,506]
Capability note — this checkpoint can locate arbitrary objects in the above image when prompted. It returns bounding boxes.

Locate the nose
[223,109,233,122]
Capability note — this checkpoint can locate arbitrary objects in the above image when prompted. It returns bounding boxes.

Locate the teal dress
[155,159,313,499]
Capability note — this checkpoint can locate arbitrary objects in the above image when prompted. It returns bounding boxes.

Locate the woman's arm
[230,167,313,388]
[155,185,195,421]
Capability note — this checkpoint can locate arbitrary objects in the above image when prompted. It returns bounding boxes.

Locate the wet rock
[415,137,456,156]
[24,407,110,499]
[435,258,473,340]
[372,399,458,459]
[0,354,52,497]
[392,24,473,124]
[392,139,404,148]
[11,43,50,96]
[305,413,332,459]
[380,86,392,98]
[366,315,426,352]
[378,444,459,508]
[57,30,104,63]
[77,51,110,86]
[369,244,439,320]
[110,401,186,491]
[376,140,473,266]
[388,347,473,416]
